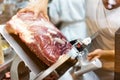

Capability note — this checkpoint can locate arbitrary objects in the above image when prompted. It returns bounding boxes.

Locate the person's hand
[87,49,103,61]
[19,0,49,20]
[87,49,115,71]
[87,49,114,61]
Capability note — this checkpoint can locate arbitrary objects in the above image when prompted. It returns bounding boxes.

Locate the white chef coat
[49,0,99,80]
[49,0,88,41]
[86,0,119,50]
[86,0,119,80]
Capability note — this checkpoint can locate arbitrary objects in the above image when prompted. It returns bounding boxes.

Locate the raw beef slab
[6,12,72,66]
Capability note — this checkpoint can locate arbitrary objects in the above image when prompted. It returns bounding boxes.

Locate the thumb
[44,14,49,21]
[87,52,97,61]
[34,10,40,19]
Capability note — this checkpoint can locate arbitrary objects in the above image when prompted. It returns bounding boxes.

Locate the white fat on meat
[47,29,57,34]
[54,38,65,44]
[10,16,35,43]
[40,19,56,30]
[45,33,53,42]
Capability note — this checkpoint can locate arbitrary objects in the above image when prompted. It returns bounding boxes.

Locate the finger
[87,56,94,61]
[34,11,39,19]
[18,8,31,13]
[89,55,100,61]
[18,9,26,13]
[39,12,49,20]
[44,14,49,21]
[91,57,100,61]
[87,53,97,61]
[87,54,94,61]
[44,9,49,20]
[87,53,95,57]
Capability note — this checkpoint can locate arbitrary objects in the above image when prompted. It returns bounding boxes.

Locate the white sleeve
[48,0,61,24]
[49,0,86,23]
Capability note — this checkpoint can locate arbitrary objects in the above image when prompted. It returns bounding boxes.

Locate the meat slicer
[0,25,102,80]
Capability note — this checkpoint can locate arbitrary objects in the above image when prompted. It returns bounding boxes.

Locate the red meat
[6,12,72,66]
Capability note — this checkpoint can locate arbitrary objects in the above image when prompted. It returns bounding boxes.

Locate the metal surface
[10,55,22,80]
[0,25,46,75]
[35,53,71,80]
[11,54,30,80]
[73,58,102,76]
